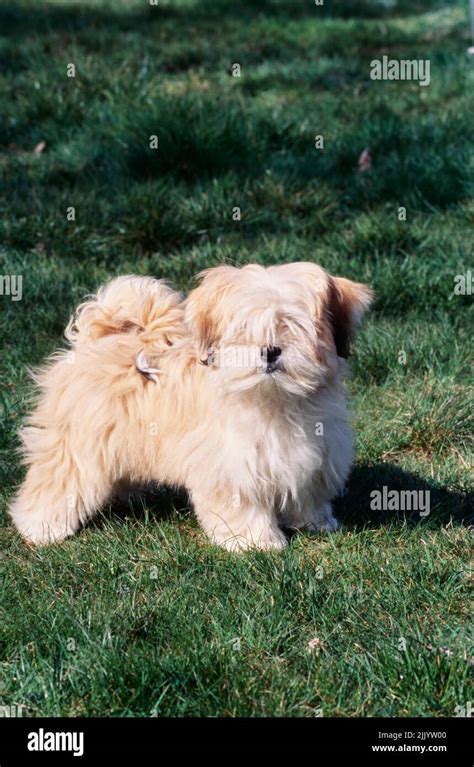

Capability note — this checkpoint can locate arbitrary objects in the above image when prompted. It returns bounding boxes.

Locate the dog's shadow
[95,462,470,536]
[333,462,469,530]
[98,483,191,530]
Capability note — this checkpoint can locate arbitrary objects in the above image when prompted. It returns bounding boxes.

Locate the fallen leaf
[358,148,372,172]
[307,637,324,653]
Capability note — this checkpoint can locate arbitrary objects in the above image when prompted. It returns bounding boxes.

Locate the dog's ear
[326,276,373,358]
[184,267,236,359]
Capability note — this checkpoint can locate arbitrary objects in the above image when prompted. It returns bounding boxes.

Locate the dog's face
[184,262,373,396]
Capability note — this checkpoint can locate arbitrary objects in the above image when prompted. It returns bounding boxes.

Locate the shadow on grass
[0,0,448,41]
[96,461,470,539]
[99,483,192,529]
[334,462,470,530]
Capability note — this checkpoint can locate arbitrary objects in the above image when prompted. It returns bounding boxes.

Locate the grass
[0,0,472,717]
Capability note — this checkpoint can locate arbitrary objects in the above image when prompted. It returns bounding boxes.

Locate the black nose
[265,346,281,364]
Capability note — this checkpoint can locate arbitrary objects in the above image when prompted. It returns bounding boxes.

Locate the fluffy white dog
[9,262,372,551]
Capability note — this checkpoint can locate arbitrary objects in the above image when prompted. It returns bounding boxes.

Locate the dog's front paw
[219,525,288,553]
[193,494,288,553]
[306,503,340,533]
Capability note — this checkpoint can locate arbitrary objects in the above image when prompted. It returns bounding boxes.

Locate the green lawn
[0,0,472,717]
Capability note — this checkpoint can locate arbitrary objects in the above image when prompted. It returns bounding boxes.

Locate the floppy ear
[184,267,236,358]
[327,276,373,358]
[184,288,217,357]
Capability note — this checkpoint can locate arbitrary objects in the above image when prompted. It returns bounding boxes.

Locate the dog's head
[185,262,373,395]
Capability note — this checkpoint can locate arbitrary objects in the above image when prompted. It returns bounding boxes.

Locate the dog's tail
[65,275,185,350]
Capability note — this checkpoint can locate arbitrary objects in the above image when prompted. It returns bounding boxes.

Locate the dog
[9,262,372,551]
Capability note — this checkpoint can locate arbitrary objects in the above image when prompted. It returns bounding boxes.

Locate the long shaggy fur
[9,263,372,551]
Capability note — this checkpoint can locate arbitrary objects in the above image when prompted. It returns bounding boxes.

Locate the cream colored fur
[9,263,372,551]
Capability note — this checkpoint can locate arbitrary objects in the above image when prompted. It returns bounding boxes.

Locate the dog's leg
[191,490,287,552]
[305,501,340,532]
[9,448,113,544]
[9,353,118,544]
[279,497,340,533]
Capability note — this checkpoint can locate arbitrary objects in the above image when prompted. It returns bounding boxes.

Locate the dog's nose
[265,346,281,364]
[263,346,282,373]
